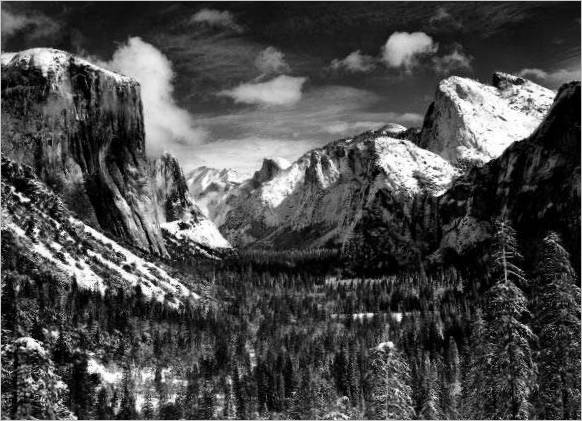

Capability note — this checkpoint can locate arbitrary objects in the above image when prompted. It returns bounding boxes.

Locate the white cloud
[255,46,290,76]
[1,9,60,40]
[381,32,438,71]
[219,75,307,106]
[105,37,207,156]
[329,50,377,73]
[432,47,473,74]
[518,67,581,88]
[190,8,243,33]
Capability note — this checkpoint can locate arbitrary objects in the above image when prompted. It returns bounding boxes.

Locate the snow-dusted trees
[441,336,461,419]
[465,220,536,419]
[534,232,581,419]
[365,341,415,420]
[1,337,75,420]
[418,354,442,420]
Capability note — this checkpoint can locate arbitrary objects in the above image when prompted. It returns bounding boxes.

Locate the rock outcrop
[437,81,581,264]
[212,130,458,266]
[419,72,554,164]
[1,48,229,257]
[186,166,243,221]
[1,157,199,306]
[1,48,166,254]
[150,153,231,253]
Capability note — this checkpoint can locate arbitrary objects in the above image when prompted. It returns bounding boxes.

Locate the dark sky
[2,1,580,174]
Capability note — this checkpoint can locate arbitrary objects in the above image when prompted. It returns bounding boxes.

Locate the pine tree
[418,354,442,420]
[441,336,461,419]
[141,392,155,420]
[534,232,581,420]
[365,342,415,420]
[467,220,536,419]
[2,337,75,420]
[462,309,486,418]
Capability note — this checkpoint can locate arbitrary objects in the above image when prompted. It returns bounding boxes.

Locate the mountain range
[2,47,580,281]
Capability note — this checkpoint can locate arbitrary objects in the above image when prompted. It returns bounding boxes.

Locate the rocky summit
[1,48,229,259]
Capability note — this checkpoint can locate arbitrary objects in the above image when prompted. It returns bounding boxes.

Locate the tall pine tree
[466,219,536,419]
[534,232,581,419]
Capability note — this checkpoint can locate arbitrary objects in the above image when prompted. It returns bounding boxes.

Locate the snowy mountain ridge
[419,72,555,164]
[204,132,457,254]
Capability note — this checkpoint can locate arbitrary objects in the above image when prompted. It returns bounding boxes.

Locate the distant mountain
[1,48,229,258]
[186,166,245,221]
[185,73,578,272]
[205,132,458,265]
[419,72,554,165]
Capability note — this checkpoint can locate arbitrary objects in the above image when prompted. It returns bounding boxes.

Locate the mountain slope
[213,131,458,259]
[1,48,168,255]
[186,166,245,220]
[1,157,201,307]
[151,154,231,256]
[437,81,581,264]
[419,72,554,164]
[1,48,228,258]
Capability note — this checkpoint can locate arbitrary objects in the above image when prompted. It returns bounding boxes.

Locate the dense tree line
[1,220,580,419]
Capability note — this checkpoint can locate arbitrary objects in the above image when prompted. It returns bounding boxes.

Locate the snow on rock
[13,337,48,356]
[375,341,395,351]
[2,48,168,256]
[436,81,580,263]
[151,153,231,253]
[1,157,200,307]
[420,72,555,164]
[186,166,244,219]
[212,131,457,258]
[161,219,231,249]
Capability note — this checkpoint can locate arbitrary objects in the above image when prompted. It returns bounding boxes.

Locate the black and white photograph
[1,1,580,419]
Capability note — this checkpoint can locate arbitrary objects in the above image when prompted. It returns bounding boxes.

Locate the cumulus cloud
[432,46,473,74]
[189,8,243,33]
[219,75,307,106]
[329,50,377,73]
[105,37,207,156]
[255,46,290,76]
[1,9,61,40]
[518,67,581,88]
[381,32,438,71]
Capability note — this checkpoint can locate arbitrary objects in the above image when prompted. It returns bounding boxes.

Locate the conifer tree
[141,392,155,420]
[365,342,415,420]
[418,354,442,420]
[2,337,75,420]
[441,336,461,419]
[534,232,581,420]
[467,220,536,419]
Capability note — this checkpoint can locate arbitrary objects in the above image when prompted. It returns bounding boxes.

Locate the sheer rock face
[1,48,166,255]
[213,131,458,264]
[150,153,231,251]
[419,72,555,165]
[437,82,581,262]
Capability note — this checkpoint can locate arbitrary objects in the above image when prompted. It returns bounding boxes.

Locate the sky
[2,1,580,176]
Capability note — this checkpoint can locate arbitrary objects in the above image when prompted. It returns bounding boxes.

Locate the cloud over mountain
[106,37,207,155]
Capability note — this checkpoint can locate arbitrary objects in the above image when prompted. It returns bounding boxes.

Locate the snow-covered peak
[212,130,458,250]
[420,72,555,164]
[377,123,408,136]
[1,48,133,84]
